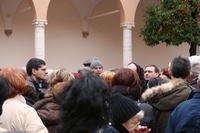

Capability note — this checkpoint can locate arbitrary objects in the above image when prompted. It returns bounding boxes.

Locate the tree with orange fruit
[141,0,200,56]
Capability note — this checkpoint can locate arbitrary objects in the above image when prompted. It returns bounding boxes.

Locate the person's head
[48,69,75,98]
[112,68,141,100]
[82,59,92,67]
[147,77,169,88]
[144,65,160,80]
[128,62,144,81]
[189,55,200,79]
[26,58,47,81]
[127,63,137,72]
[78,67,92,76]
[0,76,10,115]
[188,56,200,88]
[90,58,103,76]
[100,71,115,85]
[160,67,171,79]
[0,67,27,98]
[110,94,144,133]
[170,56,191,79]
[112,68,140,88]
[61,73,110,133]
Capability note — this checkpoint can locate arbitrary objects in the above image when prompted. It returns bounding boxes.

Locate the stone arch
[117,0,125,25]
[27,0,50,21]
[118,0,140,27]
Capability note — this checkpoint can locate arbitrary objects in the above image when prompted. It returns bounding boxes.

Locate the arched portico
[0,0,190,71]
[0,0,140,66]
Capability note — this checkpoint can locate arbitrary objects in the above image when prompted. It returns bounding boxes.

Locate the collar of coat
[142,78,187,101]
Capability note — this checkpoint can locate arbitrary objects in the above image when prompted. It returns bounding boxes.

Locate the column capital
[121,23,134,30]
[32,20,48,27]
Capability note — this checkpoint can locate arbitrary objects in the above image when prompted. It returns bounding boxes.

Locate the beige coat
[0,126,8,132]
[0,95,48,133]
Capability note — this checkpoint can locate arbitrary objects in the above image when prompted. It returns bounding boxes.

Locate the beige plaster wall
[0,0,34,68]
[0,0,189,72]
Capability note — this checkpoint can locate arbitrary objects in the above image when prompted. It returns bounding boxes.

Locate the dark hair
[128,62,145,81]
[170,56,191,79]
[147,77,169,88]
[26,58,46,76]
[78,67,92,76]
[145,64,160,73]
[112,68,141,100]
[60,73,110,133]
[0,76,10,115]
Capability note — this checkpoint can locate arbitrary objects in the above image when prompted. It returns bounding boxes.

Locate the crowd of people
[0,55,200,133]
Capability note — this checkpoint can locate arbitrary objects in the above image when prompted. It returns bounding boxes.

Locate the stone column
[121,23,133,67]
[32,20,47,60]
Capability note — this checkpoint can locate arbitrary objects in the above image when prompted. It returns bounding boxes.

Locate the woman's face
[122,115,141,133]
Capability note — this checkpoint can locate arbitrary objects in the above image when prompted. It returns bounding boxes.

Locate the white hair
[135,110,144,119]
[188,55,200,79]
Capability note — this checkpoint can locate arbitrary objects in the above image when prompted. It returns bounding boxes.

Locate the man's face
[122,115,141,133]
[32,65,48,81]
[92,66,103,76]
[144,66,159,80]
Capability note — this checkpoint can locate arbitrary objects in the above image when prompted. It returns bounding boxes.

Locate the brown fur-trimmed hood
[142,78,185,101]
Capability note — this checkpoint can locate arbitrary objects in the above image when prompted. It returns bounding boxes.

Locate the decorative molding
[32,20,48,27]
[121,23,134,29]
[4,29,12,37]
[82,31,89,38]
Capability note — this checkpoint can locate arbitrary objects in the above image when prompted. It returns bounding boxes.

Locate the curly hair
[60,73,110,133]
[47,69,75,98]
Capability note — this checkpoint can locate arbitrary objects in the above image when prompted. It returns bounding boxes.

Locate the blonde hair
[100,71,115,85]
[47,69,75,97]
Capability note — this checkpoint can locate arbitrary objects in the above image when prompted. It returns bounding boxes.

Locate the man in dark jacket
[165,89,200,133]
[23,58,48,105]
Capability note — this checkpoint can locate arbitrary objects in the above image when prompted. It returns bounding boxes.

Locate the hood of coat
[142,78,192,111]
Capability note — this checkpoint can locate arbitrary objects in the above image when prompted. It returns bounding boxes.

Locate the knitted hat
[83,59,92,66]
[78,67,92,76]
[90,57,103,68]
[110,93,141,124]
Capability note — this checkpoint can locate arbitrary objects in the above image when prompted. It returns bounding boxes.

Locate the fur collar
[142,78,185,101]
